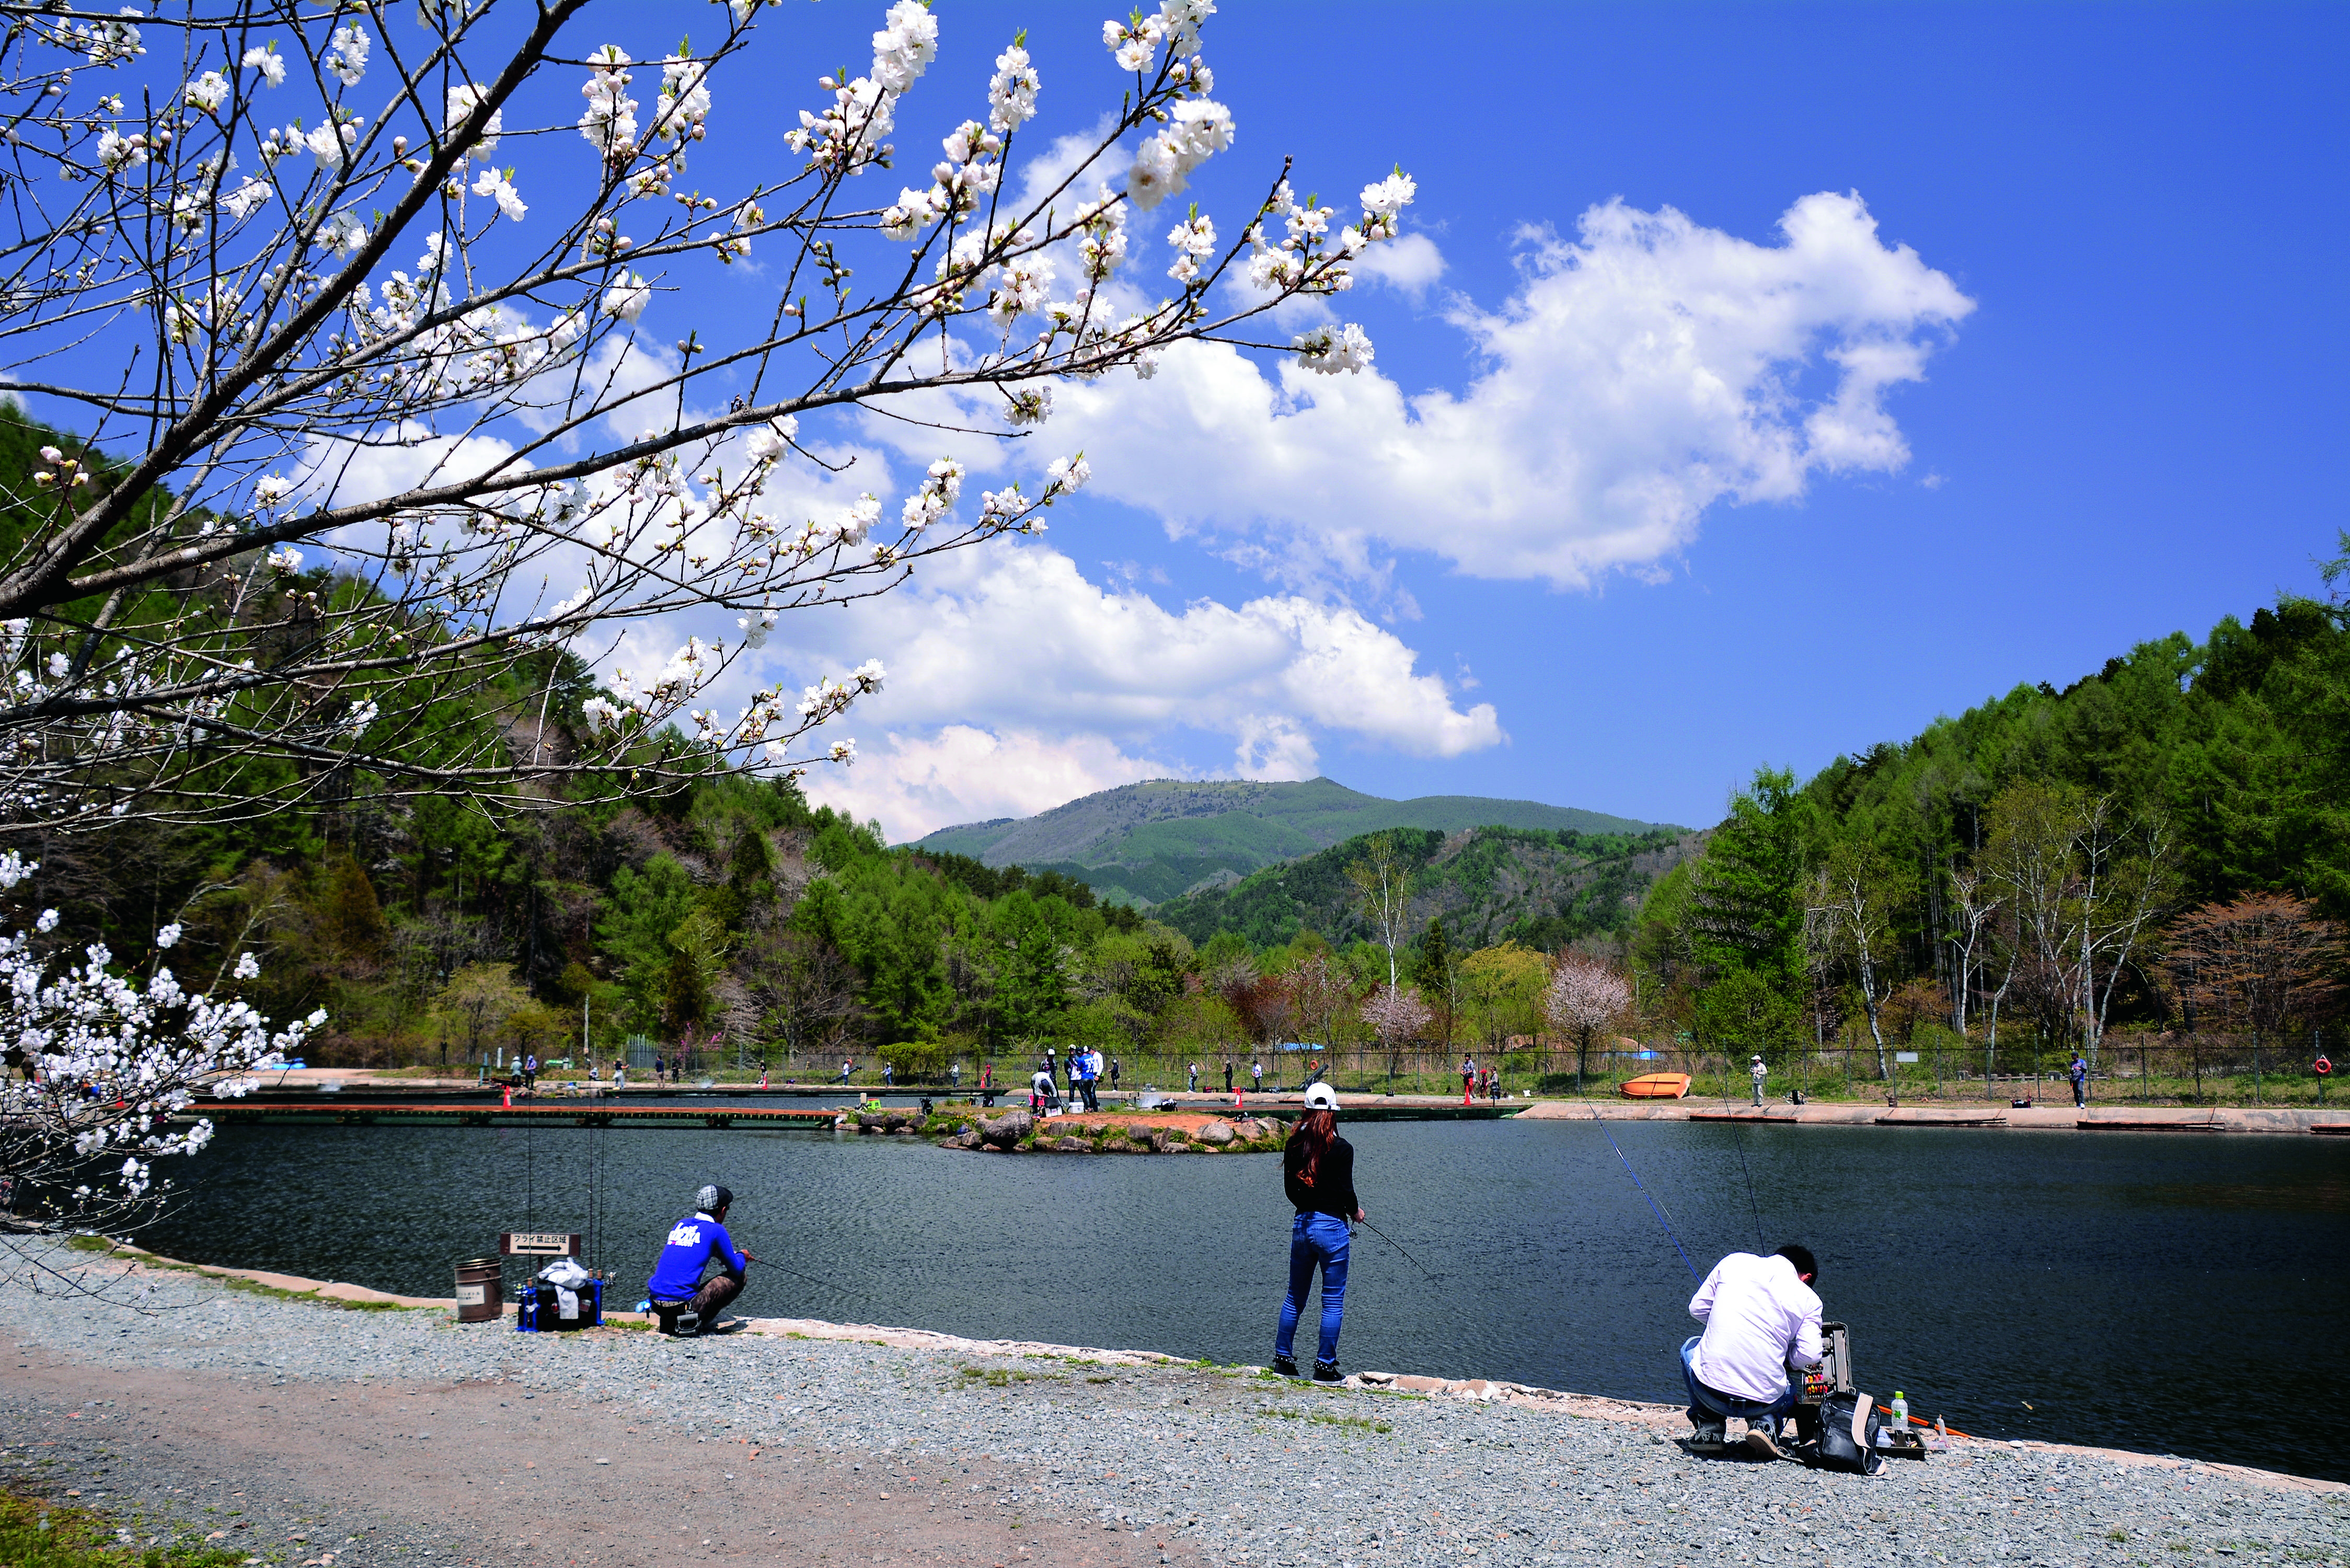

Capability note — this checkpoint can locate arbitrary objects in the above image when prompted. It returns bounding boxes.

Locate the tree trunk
[1858,954,1890,1080]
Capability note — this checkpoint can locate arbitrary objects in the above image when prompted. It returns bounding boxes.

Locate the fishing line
[1576,1092,1701,1283]
[764,1256,885,1311]
[1721,1083,1768,1254]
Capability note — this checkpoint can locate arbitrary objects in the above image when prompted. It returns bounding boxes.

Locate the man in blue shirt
[646,1184,756,1335]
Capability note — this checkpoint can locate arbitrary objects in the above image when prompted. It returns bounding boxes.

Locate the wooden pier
[188,1101,844,1130]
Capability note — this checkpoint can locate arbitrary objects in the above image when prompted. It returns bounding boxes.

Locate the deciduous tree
[0,851,316,1258]
[1811,841,1900,1080]
[2165,893,2344,1052]
[1543,954,1629,1093]
[1344,832,1414,987]
[0,0,1414,833]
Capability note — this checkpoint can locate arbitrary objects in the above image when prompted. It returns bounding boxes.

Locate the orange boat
[1619,1073,1692,1100]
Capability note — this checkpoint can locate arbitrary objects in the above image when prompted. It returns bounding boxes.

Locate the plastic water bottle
[1891,1391,1910,1431]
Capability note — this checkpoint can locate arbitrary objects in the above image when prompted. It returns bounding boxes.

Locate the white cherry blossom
[183,70,229,113]
[602,271,651,321]
[1293,321,1373,374]
[471,166,526,222]
[445,83,501,153]
[987,43,1040,133]
[324,23,369,88]
[305,119,356,170]
[221,177,274,221]
[579,46,639,161]
[870,1,939,93]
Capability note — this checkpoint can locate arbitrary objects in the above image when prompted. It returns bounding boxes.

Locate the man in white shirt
[1681,1244,1822,1459]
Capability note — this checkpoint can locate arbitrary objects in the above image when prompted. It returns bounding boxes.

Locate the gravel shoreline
[3,1253,2344,1568]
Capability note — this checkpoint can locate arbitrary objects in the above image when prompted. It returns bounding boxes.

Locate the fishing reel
[1792,1321,1853,1444]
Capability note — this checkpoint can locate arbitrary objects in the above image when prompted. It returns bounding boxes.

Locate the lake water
[140,1114,2350,1481]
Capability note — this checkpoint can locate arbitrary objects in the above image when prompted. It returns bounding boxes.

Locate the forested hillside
[911,777,1668,906]
[1152,824,1697,953]
[1633,537,2349,1073]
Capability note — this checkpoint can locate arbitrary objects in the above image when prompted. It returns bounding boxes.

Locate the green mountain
[907,778,1674,907]
[1149,823,1701,953]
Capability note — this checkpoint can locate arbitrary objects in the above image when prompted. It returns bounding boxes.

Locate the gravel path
[3,1256,2343,1568]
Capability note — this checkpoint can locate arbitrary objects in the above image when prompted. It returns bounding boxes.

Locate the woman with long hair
[1272,1082,1365,1382]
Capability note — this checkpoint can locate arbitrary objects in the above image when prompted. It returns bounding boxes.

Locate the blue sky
[727,1,2344,838]
[57,2,2342,840]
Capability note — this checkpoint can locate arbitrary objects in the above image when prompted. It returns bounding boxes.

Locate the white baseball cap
[1304,1082,1340,1112]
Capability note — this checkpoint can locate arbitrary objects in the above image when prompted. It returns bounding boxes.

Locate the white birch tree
[1344,831,1413,987]
[1811,841,1897,1080]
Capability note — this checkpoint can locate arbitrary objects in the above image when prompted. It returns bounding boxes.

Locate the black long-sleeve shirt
[1283,1132,1359,1219]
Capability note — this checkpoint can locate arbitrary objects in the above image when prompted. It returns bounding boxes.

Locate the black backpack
[1811,1390,1886,1475]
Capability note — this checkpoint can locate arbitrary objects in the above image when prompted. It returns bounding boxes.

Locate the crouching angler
[1681,1243,1823,1460]
[646,1184,757,1336]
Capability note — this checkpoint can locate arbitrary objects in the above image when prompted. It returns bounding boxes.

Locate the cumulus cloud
[902,191,1972,592]
[1352,231,1446,296]
[1010,109,1122,215]
[293,418,525,505]
[764,542,1502,810]
[799,724,1181,842]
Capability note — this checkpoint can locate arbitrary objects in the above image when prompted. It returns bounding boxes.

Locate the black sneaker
[1270,1354,1300,1378]
[1312,1360,1343,1384]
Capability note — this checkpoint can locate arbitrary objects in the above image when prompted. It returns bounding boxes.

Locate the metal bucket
[453,1256,503,1323]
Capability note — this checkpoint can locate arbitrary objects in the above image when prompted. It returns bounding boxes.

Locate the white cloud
[1352,232,1446,296]
[913,191,1972,592]
[763,541,1503,798]
[293,419,525,505]
[800,724,1180,842]
[1010,110,1122,216]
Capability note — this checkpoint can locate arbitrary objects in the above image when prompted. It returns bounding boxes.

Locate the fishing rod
[1576,1092,1702,1283]
[1353,1216,1441,1283]
[759,1255,886,1311]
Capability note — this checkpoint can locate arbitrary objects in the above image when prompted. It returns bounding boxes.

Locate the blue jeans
[1680,1335,1796,1434]
[1275,1213,1351,1365]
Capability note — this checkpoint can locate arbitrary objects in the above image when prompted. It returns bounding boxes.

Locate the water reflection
[139,1117,2350,1481]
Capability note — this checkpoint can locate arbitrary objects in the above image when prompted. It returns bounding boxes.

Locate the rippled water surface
[140,1115,2350,1480]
